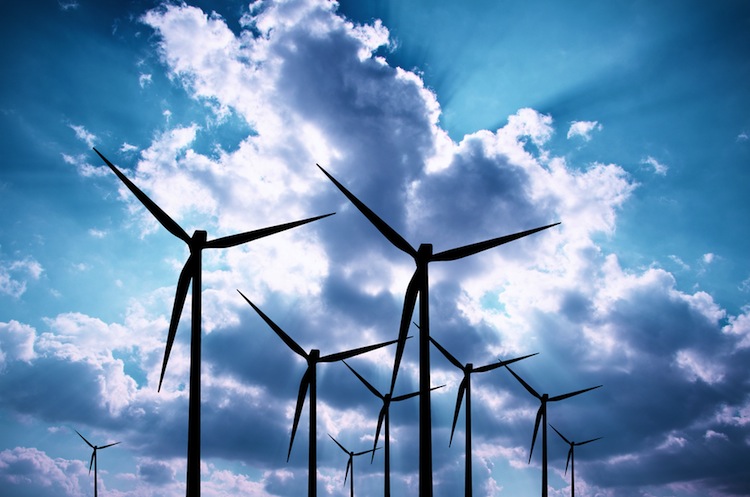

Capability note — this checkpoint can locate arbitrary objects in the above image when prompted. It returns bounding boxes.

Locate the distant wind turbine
[75,430,120,497]
[505,365,601,497]
[94,148,333,497]
[342,360,442,497]
[328,434,380,497]
[318,163,559,497]
[550,424,602,497]
[429,335,537,497]
[238,291,399,497]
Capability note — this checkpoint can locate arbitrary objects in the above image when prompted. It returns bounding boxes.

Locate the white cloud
[641,155,668,175]
[120,142,139,153]
[0,256,43,298]
[69,124,97,148]
[567,120,602,141]
[62,153,108,178]
[139,73,153,88]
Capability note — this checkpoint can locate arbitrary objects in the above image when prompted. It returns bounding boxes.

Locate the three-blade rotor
[550,424,602,475]
[318,163,559,396]
[95,149,334,393]
[506,365,602,463]
[240,292,399,461]
[430,337,538,446]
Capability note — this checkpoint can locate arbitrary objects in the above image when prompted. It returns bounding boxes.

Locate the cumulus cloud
[6,1,749,496]
[566,120,602,141]
[0,257,43,298]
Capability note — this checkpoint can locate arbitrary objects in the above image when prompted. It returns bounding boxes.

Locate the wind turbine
[342,360,442,497]
[94,148,333,497]
[505,365,601,497]
[328,434,380,497]
[550,424,602,497]
[429,335,537,497]
[75,430,120,497]
[238,291,399,497]
[318,163,559,496]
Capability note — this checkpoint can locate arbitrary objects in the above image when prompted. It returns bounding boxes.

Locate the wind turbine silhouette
[238,291,400,497]
[94,148,333,497]
[429,335,537,497]
[75,430,120,497]
[318,163,559,496]
[329,434,380,497]
[342,360,442,497]
[505,365,601,497]
[550,424,602,497]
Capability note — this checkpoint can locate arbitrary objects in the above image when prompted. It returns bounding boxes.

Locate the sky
[1,0,749,496]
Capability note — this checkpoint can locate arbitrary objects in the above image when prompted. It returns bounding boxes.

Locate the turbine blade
[328,433,348,454]
[317,164,417,257]
[577,436,603,446]
[75,430,94,449]
[529,406,543,463]
[89,451,95,474]
[288,368,311,461]
[320,337,400,363]
[205,213,335,249]
[431,222,560,261]
[474,352,539,373]
[392,390,420,402]
[99,441,121,450]
[550,384,603,402]
[449,376,467,447]
[344,458,352,485]
[505,365,541,399]
[158,256,193,392]
[237,290,307,359]
[355,448,378,456]
[549,424,571,445]
[429,335,463,371]
[372,407,386,462]
[565,447,573,475]
[392,383,443,402]
[342,360,383,399]
[389,270,419,393]
[94,148,190,243]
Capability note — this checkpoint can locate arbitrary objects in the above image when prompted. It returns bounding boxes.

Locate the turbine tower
[238,291,399,497]
[75,430,120,497]
[429,335,537,497]
[550,424,602,497]
[505,365,601,497]
[328,434,380,497]
[318,163,559,497]
[94,148,333,497]
[342,360,442,497]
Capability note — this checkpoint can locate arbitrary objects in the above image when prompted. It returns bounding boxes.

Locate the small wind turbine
[328,434,380,497]
[238,291,399,497]
[75,430,120,497]
[342,360,442,497]
[318,164,559,497]
[429,335,537,497]
[94,148,333,497]
[505,365,601,497]
[550,424,602,497]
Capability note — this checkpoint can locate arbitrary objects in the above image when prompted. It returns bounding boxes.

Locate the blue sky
[1,1,749,496]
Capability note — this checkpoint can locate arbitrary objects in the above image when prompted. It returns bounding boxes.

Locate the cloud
[68,124,96,148]
[641,155,669,175]
[139,73,153,88]
[0,257,43,298]
[5,1,749,496]
[566,120,602,141]
[0,447,85,497]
